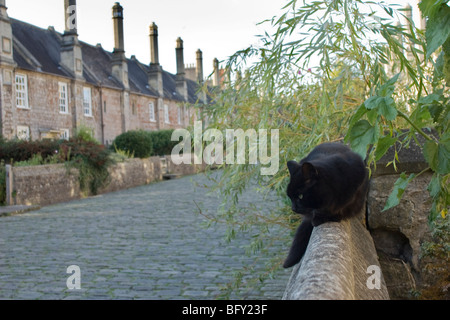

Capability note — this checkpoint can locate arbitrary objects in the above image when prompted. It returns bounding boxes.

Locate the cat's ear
[302,162,318,180]
[287,161,300,176]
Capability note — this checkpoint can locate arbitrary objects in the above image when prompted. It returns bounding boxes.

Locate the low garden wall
[5,154,207,207]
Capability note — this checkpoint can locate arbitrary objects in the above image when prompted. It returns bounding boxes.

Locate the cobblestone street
[0,171,290,300]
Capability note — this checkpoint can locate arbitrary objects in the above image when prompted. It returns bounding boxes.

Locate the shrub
[112,130,154,159]
[0,139,61,164]
[147,130,178,156]
[60,137,113,195]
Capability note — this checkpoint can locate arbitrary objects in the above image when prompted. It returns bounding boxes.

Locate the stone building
[0,0,217,145]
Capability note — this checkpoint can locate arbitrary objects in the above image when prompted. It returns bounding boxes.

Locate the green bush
[0,139,61,164]
[60,137,113,195]
[147,130,177,156]
[0,135,112,196]
[112,130,154,159]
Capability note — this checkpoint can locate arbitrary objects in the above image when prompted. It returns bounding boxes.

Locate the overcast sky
[7,0,285,77]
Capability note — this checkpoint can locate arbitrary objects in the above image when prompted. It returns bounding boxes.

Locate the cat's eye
[298,194,303,200]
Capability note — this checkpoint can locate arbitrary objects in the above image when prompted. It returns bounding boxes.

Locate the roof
[10,18,203,103]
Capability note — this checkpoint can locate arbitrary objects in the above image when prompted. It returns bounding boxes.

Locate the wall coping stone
[283,214,390,300]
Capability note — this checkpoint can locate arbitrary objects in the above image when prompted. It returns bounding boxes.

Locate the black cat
[283,142,369,268]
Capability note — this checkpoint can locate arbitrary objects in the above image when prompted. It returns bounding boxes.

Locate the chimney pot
[112,2,125,53]
[149,22,159,65]
[64,0,78,35]
[176,37,185,76]
[175,37,187,101]
[213,58,220,87]
[176,37,183,49]
[196,49,203,83]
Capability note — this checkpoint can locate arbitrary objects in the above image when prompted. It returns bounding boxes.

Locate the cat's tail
[283,218,314,268]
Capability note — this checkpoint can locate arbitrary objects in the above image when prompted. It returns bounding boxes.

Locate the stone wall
[367,141,436,299]
[7,154,205,207]
[99,157,162,194]
[283,213,390,300]
[11,164,80,206]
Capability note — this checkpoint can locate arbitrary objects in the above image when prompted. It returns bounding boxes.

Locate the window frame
[83,87,92,117]
[149,102,156,122]
[15,73,29,109]
[59,82,69,114]
[164,104,170,124]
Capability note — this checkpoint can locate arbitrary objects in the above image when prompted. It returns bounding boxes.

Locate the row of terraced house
[0,0,224,145]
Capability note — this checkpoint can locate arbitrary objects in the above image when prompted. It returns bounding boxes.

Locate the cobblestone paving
[0,172,291,300]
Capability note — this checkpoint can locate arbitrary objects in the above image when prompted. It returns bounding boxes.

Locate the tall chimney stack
[111,2,129,89]
[212,58,220,87]
[148,22,163,96]
[176,37,188,101]
[196,49,204,84]
[64,0,77,35]
[61,0,83,79]
[149,22,159,65]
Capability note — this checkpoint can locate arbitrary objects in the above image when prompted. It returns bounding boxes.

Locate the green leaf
[365,96,398,121]
[437,132,450,174]
[378,73,400,97]
[424,140,439,172]
[348,103,368,128]
[419,0,449,18]
[383,172,416,211]
[375,136,397,161]
[427,174,441,198]
[424,133,450,174]
[348,120,378,159]
[425,4,450,58]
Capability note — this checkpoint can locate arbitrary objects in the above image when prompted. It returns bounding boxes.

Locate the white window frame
[83,87,92,117]
[164,104,170,124]
[15,74,29,109]
[59,82,69,114]
[60,129,70,140]
[17,125,30,140]
[149,102,156,122]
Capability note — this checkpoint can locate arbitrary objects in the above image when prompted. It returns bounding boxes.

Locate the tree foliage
[195,0,449,296]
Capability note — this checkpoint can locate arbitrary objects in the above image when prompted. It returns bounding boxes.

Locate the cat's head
[286,160,321,214]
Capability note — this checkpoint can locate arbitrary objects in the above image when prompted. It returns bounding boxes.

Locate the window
[164,104,170,124]
[60,129,70,140]
[149,102,156,122]
[177,106,182,125]
[15,74,29,109]
[83,87,92,116]
[59,82,69,114]
[17,126,30,140]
